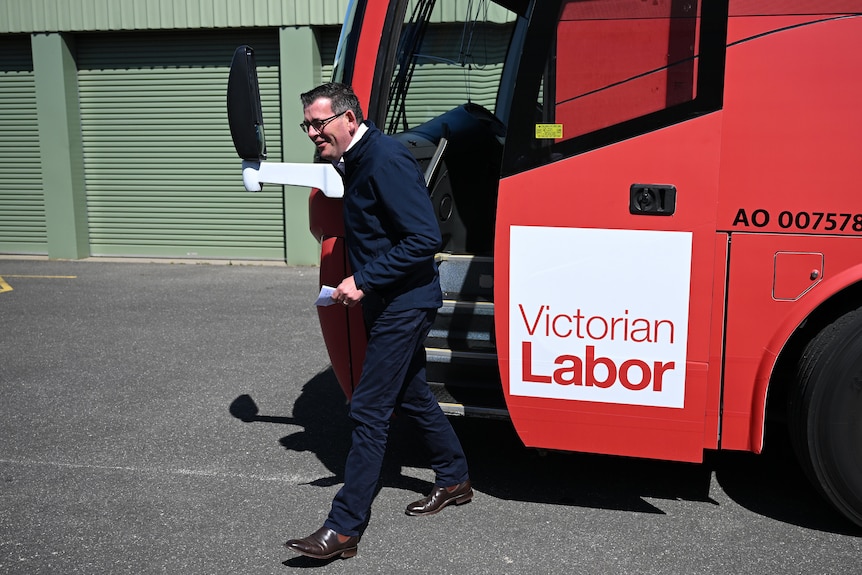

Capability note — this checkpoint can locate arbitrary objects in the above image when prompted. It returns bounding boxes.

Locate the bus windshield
[384,0,519,134]
[332,0,362,85]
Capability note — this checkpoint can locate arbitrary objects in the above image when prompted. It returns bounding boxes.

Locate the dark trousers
[324,306,469,537]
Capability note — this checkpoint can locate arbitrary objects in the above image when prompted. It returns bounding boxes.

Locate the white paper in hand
[315,285,337,307]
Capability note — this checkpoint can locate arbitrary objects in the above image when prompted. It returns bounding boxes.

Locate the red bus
[228,0,862,526]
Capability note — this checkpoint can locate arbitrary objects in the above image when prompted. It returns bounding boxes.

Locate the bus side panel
[718,15,862,236]
[310,191,364,396]
[495,113,722,463]
[716,14,862,450]
[317,236,367,400]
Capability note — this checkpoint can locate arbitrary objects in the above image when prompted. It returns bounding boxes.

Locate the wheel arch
[754,266,862,452]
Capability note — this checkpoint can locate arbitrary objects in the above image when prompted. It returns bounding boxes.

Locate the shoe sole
[287,546,358,560]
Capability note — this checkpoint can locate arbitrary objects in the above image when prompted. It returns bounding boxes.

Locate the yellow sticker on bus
[535,124,563,139]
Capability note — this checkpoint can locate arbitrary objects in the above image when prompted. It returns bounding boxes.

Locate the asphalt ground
[0,258,859,575]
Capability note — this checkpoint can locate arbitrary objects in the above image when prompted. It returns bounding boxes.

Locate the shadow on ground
[230,367,860,537]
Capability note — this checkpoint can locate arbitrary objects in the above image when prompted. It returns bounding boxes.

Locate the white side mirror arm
[241,160,344,198]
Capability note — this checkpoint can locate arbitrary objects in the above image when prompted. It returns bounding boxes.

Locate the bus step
[426,347,504,414]
[429,254,501,415]
[429,380,507,418]
[427,299,496,351]
[438,402,509,420]
[436,253,494,301]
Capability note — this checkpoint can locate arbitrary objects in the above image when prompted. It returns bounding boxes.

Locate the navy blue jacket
[342,121,443,312]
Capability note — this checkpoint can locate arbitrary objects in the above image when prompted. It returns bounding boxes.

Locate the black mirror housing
[227,45,267,161]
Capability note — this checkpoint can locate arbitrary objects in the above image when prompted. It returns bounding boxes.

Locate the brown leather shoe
[284,526,359,560]
[405,480,473,516]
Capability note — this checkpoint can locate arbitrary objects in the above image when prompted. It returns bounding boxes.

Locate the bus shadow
[235,367,859,535]
[708,429,859,535]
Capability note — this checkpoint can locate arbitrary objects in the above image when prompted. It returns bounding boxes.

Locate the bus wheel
[789,306,862,527]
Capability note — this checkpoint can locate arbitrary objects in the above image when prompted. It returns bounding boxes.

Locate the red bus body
[305,0,862,525]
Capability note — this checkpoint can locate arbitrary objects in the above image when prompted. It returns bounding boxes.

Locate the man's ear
[345,109,360,132]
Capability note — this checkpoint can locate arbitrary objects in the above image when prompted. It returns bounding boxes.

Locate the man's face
[302,97,356,162]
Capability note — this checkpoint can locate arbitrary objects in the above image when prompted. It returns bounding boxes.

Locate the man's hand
[332,275,365,308]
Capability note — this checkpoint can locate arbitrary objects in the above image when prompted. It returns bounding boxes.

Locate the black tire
[789,306,862,527]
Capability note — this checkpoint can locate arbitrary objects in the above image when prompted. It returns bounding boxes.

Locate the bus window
[384,0,517,134]
[505,0,725,175]
[551,1,699,141]
[331,0,363,85]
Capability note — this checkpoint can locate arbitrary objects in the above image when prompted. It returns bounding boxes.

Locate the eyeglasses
[299,111,347,134]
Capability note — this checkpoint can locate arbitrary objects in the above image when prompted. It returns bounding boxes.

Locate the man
[284,83,472,560]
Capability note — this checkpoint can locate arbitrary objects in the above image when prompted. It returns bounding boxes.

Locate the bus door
[311,0,393,398]
[494,0,728,462]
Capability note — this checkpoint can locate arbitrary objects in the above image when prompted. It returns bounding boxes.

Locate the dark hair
[300,82,364,123]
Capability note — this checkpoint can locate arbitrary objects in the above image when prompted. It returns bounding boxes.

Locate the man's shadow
[231,367,861,546]
[230,368,711,516]
[229,368,435,496]
[231,369,466,568]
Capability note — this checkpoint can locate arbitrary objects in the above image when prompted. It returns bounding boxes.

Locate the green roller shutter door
[0,35,47,255]
[77,30,283,259]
